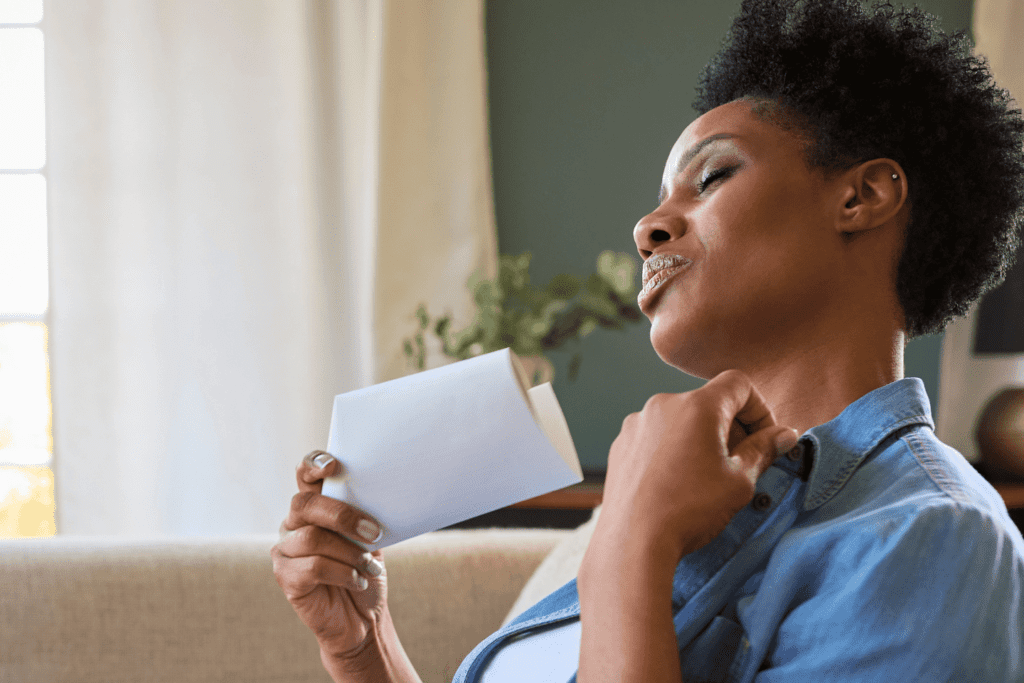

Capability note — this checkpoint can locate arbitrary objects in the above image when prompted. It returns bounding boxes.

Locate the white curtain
[47,0,497,535]
[936,0,1024,461]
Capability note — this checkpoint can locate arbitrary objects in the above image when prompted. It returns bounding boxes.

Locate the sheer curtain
[936,0,1024,461]
[46,0,497,535]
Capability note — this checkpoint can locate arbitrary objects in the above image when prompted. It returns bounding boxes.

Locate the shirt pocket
[679,615,748,683]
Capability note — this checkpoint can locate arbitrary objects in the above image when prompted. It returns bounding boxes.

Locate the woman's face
[634,98,847,379]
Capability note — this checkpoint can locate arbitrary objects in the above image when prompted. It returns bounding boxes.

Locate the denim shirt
[452,378,1024,683]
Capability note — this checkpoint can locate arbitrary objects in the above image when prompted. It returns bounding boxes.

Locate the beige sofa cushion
[0,529,567,683]
[501,507,600,626]
[384,529,568,682]
[1,535,330,683]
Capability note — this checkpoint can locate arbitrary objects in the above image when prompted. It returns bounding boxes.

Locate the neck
[740,311,905,436]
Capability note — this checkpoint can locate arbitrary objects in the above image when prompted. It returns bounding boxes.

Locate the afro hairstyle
[693,0,1024,338]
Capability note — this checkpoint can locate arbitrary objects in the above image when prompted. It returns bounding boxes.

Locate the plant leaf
[547,273,580,299]
[597,250,639,296]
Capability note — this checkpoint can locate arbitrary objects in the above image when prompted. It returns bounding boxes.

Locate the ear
[834,158,908,238]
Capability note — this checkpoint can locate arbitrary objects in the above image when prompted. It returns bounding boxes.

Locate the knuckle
[307,555,329,578]
[332,503,358,532]
[270,555,301,593]
[642,392,669,410]
[704,369,746,395]
[292,524,318,547]
[290,490,317,513]
[718,368,747,383]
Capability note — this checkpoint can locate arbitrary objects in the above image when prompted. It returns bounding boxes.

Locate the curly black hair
[693,0,1024,337]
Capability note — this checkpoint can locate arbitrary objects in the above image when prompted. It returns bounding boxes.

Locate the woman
[272,0,1024,680]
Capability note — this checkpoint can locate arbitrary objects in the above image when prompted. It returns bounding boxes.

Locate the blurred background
[1,0,1019,538]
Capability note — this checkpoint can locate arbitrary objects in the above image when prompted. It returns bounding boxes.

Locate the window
[0,0,55,538]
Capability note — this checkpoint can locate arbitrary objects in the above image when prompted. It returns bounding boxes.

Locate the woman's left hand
[592,369,799,565]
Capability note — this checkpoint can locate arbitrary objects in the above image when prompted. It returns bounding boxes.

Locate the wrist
[319,629,383,679]
[318,610,421,683]
[584,508,696,570]
[576,516,682,683]
[578,516,679,600]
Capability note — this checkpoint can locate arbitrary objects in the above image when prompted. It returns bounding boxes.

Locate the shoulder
[760,427,1024,678]
[792,425,1024,574]
[809,423,1021,546]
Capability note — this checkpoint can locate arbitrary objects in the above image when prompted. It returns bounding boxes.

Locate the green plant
[403,251,643,381]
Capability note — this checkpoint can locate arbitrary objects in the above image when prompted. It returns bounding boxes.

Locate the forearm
[319,609,423,683]
[576,527,685,683]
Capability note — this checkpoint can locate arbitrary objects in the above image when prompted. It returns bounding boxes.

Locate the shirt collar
[801,377,934,511]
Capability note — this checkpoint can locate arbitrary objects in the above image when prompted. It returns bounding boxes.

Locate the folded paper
[321,348,583,549]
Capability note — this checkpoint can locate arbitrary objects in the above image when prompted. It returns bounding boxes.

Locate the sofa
[0,523,599,683]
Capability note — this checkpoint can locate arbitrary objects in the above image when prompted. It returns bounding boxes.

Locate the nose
[633,210,681,259]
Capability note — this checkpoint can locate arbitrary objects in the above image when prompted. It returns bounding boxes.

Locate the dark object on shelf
[445,472,604,530]
[975,387,1024,480]
[444,507,594,530]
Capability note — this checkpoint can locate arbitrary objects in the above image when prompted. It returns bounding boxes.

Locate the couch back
[0,529,566,683]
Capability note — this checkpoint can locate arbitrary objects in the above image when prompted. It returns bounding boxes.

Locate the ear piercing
[892,173,899,180]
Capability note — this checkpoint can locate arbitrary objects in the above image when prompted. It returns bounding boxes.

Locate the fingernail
[774,428,800,455]
[355,574,369,590]
[356,519,383,544]
[365,556,384,577]
[312,453,335,469]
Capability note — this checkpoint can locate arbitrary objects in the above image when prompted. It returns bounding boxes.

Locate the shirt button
[786,441,804,462]
[752,492,773,511]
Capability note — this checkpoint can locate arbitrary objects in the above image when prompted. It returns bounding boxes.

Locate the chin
[649,322,720,381]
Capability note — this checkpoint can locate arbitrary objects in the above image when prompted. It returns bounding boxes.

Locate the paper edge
[527,382,583,481]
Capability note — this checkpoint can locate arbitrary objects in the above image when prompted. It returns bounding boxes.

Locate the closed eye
[698,166,736,193]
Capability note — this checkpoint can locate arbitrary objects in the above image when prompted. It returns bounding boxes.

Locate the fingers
[272,535,379,598]
[728,419,751,451]
[283,489,384,545]
[276,524,384,581]
[296,450,342,493]
[730,425,800,479]
[703,370,799,474]
[702,369,776,434]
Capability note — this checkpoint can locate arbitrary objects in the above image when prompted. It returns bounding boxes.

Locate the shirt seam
[902,429,973,508]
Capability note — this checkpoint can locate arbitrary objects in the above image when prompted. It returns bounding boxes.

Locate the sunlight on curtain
[46,0,496,535]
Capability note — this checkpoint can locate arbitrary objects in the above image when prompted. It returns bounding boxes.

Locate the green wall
[484,0,972,470]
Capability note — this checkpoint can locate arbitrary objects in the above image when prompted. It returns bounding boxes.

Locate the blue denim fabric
[451,378,1024,682]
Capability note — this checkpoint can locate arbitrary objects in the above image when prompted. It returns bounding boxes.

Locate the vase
[976,386,1024,480]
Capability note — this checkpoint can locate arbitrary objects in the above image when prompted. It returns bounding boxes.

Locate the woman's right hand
[271,450,389,659]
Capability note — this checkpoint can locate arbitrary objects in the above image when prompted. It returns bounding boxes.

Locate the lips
[642,254,692,287]
[638,253,692,308]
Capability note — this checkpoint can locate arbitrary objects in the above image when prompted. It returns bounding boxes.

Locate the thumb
[730,426,799,476]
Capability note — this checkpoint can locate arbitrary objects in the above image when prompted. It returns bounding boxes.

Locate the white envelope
[320,348,583,550]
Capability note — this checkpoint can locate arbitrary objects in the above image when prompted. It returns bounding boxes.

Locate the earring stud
[892,173,898,180]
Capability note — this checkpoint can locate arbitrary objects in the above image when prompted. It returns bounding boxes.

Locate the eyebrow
[658,133,735,204]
